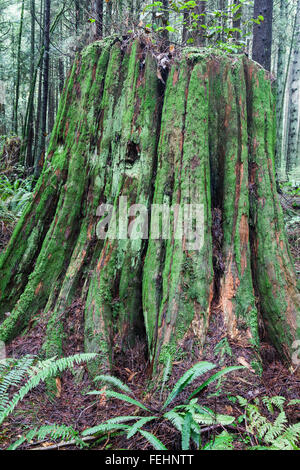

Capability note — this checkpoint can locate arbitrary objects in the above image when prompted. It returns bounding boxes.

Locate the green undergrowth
[1,354,299,451]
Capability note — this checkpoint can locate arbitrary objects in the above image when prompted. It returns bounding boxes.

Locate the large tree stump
[0,39,299,376]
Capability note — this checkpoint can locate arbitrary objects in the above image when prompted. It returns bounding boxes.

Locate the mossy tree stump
[0,39,299,376]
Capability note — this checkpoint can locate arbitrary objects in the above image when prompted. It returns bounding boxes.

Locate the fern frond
[159,352,172,401]
[271,422,300,450]
[188,366,244,400]
[93,375,133,395]
[164,410,184,432]
[127,416,158,439]
[264,411,287,443]
[88,389,150,412]
[138,429,167,450]
[162,361,216,410]
[82,415,142,437]
[0,353,97,425]
[181,412,192,450]
[262,396,285,413]
[8,424,86,450]
[0,355,35,413]
[288,399,300,406]
[204,431,235,450]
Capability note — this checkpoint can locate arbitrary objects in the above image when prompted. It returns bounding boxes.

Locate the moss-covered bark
[0,39,299,377]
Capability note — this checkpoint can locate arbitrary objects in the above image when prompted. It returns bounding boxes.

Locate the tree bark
[14,0,25,135]
[35,0,51,178]
[286,0,300,175]
[25,0,36,168]
[252,0,273,71]
[275,0,288,171]
[94,0,103,39]
[0,40,299,377]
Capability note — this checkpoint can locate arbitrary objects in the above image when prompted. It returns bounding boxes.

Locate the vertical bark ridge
[245,61,300,363]
[84,41,162,374]
[218,58,259,360]
[0,41,113,342]
[143,57,213,375]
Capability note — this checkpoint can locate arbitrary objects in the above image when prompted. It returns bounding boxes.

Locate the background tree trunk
[286,0,300,176]
[25,0,36,168]
[0,39,298,377]
[14,0,25,135]
[252,0,273,71]
[275,0,288,171]
[35,0,51,178]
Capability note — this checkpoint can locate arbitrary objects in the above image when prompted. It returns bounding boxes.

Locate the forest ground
[0,175,299,450]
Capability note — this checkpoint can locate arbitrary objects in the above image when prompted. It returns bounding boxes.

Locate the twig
[30,435,96,451]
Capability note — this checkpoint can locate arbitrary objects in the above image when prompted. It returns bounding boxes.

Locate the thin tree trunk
[232,0,242,42]
[286,0,300,175]
[252,0,273,71]
[25,0,36,168]
[47,60,55,135]
[14,0,25,135]
[161,0,169,41]
[35,0,51,178]
[94,0,103,39]
[275,0,288,171]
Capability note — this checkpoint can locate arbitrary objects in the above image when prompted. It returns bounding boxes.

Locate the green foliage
[82,361,243,450]
[203,430,235,450]
[0,353,97,426]
[8,424,87,450]
[214,337,233,362]
[143,0,261,52]
[0,174,33,218]
[237,395,300,450]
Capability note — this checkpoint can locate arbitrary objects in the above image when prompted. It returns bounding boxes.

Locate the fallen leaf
[237,356,255,373]
[128,372,137,382]
[55,377,62,398]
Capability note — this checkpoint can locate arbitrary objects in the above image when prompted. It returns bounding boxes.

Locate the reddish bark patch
[34,282,43,295]
[96,241,114,272]
[224,103,232,128]
[172,69,179,86]
[47,150,54,161]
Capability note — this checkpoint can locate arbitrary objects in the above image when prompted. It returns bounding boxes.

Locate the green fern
[138,429,167,450]
[0,356,35,414]
[8,424,86,450]
[0,353,97,426]
[188,366,244,400]
[162,361,216,410]
[262,396,286,414]
[83,361,240,450]
[126,417,158,439]
[93,375,133,395]
[204,431,235,450]
[238,396,300,450]
[159,352,172,401]
[87,389,151,412]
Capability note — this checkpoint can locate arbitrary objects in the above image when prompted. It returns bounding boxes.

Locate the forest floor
[0,182,299,451]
